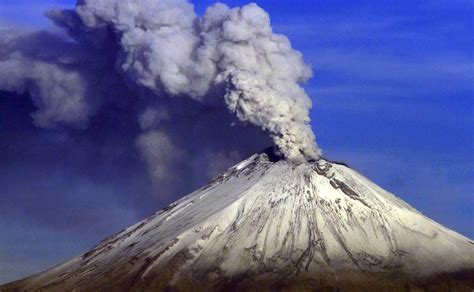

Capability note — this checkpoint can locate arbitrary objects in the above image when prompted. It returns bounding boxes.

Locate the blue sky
[0,0,473,284]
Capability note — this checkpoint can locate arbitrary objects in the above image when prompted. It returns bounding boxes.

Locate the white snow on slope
[9,151,474,289]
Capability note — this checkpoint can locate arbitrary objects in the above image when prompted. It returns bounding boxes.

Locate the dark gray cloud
[0,0,320,202]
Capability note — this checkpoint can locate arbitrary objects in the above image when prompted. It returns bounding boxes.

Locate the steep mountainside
[2,150,474,291]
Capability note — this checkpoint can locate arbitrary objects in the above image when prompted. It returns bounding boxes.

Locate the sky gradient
[0,0,473,284]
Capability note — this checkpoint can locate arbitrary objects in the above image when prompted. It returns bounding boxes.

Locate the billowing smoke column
[0,0,321,196]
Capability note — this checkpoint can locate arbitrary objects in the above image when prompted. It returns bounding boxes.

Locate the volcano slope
[2,150,474,291]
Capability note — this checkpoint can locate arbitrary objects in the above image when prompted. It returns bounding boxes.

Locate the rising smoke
[0,0,321,197]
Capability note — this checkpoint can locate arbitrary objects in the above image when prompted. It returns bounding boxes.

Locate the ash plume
[0,0,321,197]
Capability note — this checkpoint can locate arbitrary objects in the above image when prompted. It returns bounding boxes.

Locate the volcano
[2,149,473,291]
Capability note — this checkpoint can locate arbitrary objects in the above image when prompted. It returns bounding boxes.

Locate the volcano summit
[2,149,473,291]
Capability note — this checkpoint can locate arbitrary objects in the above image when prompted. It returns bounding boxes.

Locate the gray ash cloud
[0,0,321,197]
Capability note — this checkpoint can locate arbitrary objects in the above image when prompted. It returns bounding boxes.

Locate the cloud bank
[0,0,320,197]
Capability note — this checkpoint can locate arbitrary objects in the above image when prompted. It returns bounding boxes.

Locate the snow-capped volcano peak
[3,150,474,291]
